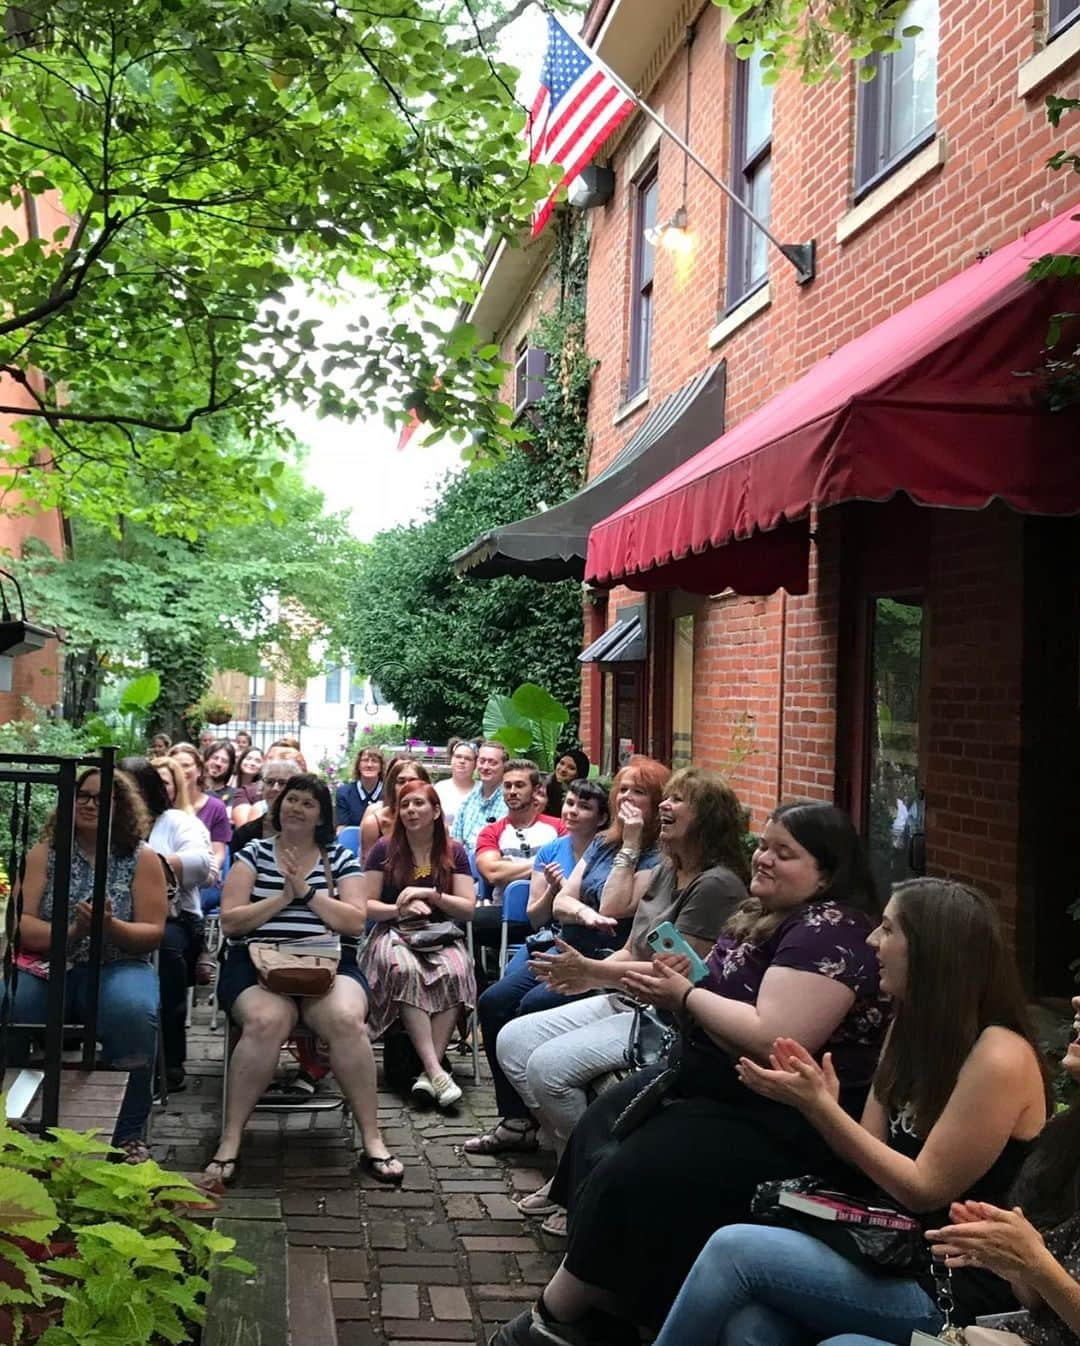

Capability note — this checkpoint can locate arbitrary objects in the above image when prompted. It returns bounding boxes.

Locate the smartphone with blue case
[646,921,710,983]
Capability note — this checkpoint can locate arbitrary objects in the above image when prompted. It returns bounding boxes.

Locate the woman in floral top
[492,800,887,1346]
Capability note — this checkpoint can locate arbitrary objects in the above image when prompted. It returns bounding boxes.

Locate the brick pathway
[151,1000,560,1345]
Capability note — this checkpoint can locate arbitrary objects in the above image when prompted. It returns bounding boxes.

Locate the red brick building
[461,0,1080,994]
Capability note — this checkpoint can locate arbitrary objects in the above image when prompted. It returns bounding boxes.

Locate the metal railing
[0,747,116,1131]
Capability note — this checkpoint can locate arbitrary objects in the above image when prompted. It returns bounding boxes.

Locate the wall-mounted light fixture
[0,567,55,656]
[644,205,691,251]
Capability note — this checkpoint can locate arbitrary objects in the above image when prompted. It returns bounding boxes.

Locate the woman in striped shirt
[203,773,402,1188]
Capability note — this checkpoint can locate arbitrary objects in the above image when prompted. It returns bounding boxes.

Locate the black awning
[578,616,645,664]
[451,361,726,581]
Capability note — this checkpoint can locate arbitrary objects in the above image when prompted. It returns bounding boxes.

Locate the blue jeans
[652,1225,943,1346]
[477,943,587,1118]
[5,960,159,1143]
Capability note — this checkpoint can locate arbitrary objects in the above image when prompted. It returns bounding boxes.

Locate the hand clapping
[735,1037,840,1114]
[529,937,593,995]
[620,958,693,1012]
[926,1202,1051,1279]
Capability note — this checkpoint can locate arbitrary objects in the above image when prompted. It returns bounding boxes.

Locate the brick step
[205,1215,288,1346]
[287,1246,339,1346]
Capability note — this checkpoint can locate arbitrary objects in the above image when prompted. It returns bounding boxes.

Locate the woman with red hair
[360,782,477,1108]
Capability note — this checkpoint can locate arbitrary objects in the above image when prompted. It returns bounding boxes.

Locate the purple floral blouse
[704,900,890,1092]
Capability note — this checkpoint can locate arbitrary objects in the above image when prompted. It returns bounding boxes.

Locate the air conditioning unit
[514,346,549,418]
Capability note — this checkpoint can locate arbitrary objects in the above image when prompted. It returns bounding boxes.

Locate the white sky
[285,6,548,542]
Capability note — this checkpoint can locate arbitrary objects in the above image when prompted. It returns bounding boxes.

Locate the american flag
[527,15,636,237]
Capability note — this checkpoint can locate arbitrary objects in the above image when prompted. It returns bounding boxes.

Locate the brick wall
[922,505,1025,936]
[576,0,1079,838]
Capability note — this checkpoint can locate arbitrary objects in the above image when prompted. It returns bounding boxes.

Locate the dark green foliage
[346,214,592,744]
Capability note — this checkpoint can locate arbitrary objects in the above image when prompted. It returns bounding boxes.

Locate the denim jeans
[5,959,159,1142]
[652,1225,942,1346]
[495,993,633,1151]
[477,943,589,1118]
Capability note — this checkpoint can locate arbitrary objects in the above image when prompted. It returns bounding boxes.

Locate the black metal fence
[0,747,116,1131]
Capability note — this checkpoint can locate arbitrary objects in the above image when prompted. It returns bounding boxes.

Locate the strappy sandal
[119,1138,152,1165]
[360,1153,404,1186]
[201,1155,238,1189]
[462,1118,539,1155]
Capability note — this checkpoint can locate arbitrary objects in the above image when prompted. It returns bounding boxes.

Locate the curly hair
[665,768,750,884]
[43,768,150,856]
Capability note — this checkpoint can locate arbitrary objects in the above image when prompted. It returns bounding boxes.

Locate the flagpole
[548,8,815,284]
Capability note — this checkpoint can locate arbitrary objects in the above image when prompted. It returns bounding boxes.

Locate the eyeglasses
[513,828,533,858]
[75,791,101,808]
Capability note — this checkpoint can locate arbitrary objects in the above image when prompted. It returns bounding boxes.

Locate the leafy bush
[0,709,95,852]
[483,683,569,771]
[0,1120,248,1344]
[80,673,161,758]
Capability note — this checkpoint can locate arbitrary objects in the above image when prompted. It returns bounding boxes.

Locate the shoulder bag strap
[321,849,337,901]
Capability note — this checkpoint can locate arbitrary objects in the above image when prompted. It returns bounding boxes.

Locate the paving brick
[479,1194,522,1221]
[370,1220,408,1249]
[380,1264,463,1285]
[328,1251,369,1280]
[428,1286,472,1321]
[382,1323,474,1341]
[330,1281,368,1299]
[377,1251,457,1267]
[380,1283,420,1318]
[444,1195,482,1219]
[337,1325,381,1346]
[416,1224,457,1252]
[462,1236,537,1252]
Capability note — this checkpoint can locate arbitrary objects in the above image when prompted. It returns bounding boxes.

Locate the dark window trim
[627,159,658,399]
[853,123,937,204]
[854,12,938,196]
[727,53,773,309]
[1049,0,1080,39]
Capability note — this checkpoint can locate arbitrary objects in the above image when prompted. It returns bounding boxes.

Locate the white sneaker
[411,1074,435,1101]
[428,1071,462,1108]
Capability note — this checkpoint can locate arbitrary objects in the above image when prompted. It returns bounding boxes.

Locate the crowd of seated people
[12,726,1080,1346]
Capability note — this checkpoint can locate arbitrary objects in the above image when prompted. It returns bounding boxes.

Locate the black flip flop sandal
[360,1153,404,1186]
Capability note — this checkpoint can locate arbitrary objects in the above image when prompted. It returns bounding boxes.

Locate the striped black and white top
[233,838,362,948]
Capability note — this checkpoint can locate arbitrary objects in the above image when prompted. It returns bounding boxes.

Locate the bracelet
[617,846,640,861]
[301,885,317,904]
[680,984,697,1016]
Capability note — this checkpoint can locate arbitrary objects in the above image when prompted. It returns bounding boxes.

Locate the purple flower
[408,738,417,748]
[425,745,435,757]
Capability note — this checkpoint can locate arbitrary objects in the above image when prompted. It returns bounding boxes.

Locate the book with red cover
[778,1189,919,1230]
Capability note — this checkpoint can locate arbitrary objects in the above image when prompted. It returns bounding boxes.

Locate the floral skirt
[361,926,476,1040]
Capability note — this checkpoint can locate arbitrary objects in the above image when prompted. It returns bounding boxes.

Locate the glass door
[866,597,925,895]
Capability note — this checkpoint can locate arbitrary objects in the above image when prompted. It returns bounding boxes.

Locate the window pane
[866,598,925,895]
[325,665,341,704]
[743,49,774,162]
[637,286,653,388]
[887,0,938,159]
[639,177,658,288]
[1050,0,1080,34]
[747,155,771,288]
[671,615,694,768]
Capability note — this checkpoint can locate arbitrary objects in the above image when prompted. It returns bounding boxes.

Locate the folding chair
[463,922,482,1085]
[498,879,532,978]
[337,825,361,858]
[221,1022,353,1141]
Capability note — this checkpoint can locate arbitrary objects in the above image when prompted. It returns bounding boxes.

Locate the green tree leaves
[0,0,552,534]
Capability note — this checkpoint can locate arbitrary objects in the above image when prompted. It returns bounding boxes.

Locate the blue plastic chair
[199,849,230,916]
[338,825,361,857]
[498,878,532,977]
[469,848,495,903]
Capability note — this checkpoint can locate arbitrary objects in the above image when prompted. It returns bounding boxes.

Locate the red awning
[586,202,1080,594]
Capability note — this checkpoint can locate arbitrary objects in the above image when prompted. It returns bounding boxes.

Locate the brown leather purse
[249,852,341,997]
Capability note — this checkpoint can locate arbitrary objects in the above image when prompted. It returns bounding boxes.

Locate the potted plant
[186,693,234,728]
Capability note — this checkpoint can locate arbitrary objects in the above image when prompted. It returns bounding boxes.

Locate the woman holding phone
[494,767,748,1233]
[491,800,890,1346]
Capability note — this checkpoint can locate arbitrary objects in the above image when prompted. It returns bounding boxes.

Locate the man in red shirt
[473,759,565,984]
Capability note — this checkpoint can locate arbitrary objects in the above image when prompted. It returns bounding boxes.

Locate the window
[325,665,341,704]
[727,49,773,308]
[855,0,939,194]
[627,162,658,398]
[670,615,695,768]
[1050,0,1080,37]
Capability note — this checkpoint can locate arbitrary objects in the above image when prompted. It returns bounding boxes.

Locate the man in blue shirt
[451,740,508,852]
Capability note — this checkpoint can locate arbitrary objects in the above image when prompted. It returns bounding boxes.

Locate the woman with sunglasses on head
[360,780,477,1109]
[124,756,215,1094]
[229,757,303,856]
[6,768,168,1160]
[206,773,400,1188]
[637,877,1050,1346]
[359,758,431,862]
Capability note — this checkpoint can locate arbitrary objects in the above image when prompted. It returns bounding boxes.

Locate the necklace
[412,849,432,879]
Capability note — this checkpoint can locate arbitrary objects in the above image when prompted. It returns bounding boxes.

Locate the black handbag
[624,1001,677,1072]
[752,1175,925,1274]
